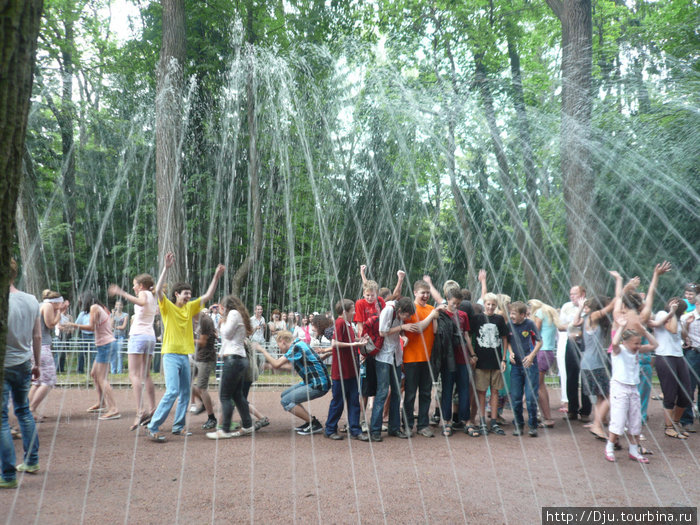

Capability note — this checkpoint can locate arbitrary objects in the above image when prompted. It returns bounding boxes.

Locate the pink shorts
[537,350,556,372]
[608,380,642,436]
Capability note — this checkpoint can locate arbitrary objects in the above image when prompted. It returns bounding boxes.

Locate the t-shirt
[195,314,217,362]
[158,295,202,355]
[653,310,683,357]
[354,297,386,333]
[535,310,557,351]
[331,316,360,380]
[377,301,402,366]
[449,309,471,365]
[403,303,436,363]
[507,319,541,366]
[250,315,266,343]
[220,309,246,357]
[471,313,508,370]
[284,339,331,390]
[6,290,41,368]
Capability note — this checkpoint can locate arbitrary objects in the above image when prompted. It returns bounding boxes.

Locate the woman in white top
[109,274,158,430]
[207,295,254,439]
[648,297,693,439]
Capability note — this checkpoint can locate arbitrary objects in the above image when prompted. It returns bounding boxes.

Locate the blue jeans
[280,382,328,412]
[110,337,124,374]
[638,355,653,424]
[1,360,39,481]
[148,354,191,433]
[325,377,361,436]
[510,364,539,430]
[77,333,95,374]
[403,361,432,431]
[371,360,401,435]
[681,349,700,426]
[441,363,470,424]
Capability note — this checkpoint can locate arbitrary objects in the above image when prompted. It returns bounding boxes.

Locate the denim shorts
[95,343,112,364]
[280,382,329,411]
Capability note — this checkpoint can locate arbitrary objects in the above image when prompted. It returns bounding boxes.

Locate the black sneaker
[295,422,310,434]
[294,421,309,433]
[528,428,538,438]
[299,417,323,435]
[202,418,217,430]
[513,427,523,436]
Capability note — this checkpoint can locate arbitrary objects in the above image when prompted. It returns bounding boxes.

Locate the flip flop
[99,412,121,421]
[86,405,105,413]
[590,429,607,441]
[629,454,649,464]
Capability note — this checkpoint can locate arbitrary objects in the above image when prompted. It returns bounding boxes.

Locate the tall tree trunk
[0,0,44,392]
[546,0,602,291]
[155,0,187,289]
[474,53,540,299]
[230,3,262,297]
[506,27,553,303]
[16,147,48,297]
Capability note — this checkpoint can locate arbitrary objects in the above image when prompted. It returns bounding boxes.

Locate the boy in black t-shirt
[191,311,218,429]
[470,293,509,436]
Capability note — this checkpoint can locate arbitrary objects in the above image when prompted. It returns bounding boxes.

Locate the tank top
[130,291,156,337]
[94,306,115,347]
[581,323,606,370]
[653,311,683,357]
[611,344,639,386]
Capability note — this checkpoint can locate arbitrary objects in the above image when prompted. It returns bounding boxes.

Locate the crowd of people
[2,255,699,487]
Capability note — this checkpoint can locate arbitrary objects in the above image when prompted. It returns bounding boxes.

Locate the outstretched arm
[360,265,368,285]
[392,270,405,299]
[108,284,148,307]
[478,269,488,301]
[641,261,671,323]
[200,264,226,305]
[423,275,444,304]
[155,252,175,301]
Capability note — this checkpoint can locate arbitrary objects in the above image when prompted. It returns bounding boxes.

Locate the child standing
[605,320,658,463]
[507,301,542,437]
[324,299,370,441]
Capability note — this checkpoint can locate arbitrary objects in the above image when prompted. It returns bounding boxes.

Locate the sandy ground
[2,386,699,524]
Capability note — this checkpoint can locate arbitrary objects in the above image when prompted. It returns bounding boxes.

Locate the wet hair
[585,296,612,335]
[461,289,472,301]
[9,258,18,281]
[666,297,687,319]
[622,291,643,312]
[221,294,253,335]
[311,315,333,335]
[510,301,528,315]
[335,298,355,316]
[446,288,463,302]
[134,273,155,290]
[442,280,460,296]
[172,282,192,302]
[363,280,379,292]
[396,297,416,315]
[79,291,104,313]
[621,329,641,341]
[413,280,430,292]
[276,330,293,343]
[42,289,61,300]
[378,287,391,299]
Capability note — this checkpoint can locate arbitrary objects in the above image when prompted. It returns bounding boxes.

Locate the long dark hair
[79,291,107,314]
[221,295,253,336]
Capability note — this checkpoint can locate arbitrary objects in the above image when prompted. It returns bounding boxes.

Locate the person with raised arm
[145,252,224,442]
[109,274,159,431]
[604,319,658,463]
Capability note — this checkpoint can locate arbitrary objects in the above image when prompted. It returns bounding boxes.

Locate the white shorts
[608,380,642,436]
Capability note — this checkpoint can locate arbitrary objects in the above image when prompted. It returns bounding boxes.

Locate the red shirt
[331,316,359,380]
[354,297,386,331]
[451,309,471,365]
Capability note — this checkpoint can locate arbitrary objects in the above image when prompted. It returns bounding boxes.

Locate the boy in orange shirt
[402,280,442,437]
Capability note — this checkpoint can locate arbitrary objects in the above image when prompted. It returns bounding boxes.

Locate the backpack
[430,310,459,375]
[362,305,395,357]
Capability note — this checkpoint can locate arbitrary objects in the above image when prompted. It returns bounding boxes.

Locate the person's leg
[402,362,418,433]
[128,353,144,419]
[538,371,552,423]
[346,378,362,436]
[10,362,39,467]
[454,364,469,423]
[416,362,433,431]
[325,380,345,435]
[680,350,700,426]
[371,361,390,435]
[477,390,487,421]
[218,357,237,431]
[387,362,402,433]
[171,354,191,432]
[1,369,19,481]
[510,365,525,430]
[229,357,252,429]
[565,338,580,417]
[144,349,156,414]
[148,354,180,433]
[109,339,119,375]
[440,366,455,427]
[525,364,540,430]
[90,358,104,408]
[638,357,652,424]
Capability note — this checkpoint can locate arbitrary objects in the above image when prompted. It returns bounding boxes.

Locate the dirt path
[2,387,698,524]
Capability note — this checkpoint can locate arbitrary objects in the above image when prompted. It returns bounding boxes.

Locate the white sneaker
[206,429,233,440]
[189,404,198,413]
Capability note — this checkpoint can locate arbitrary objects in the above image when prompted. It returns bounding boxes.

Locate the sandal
[489,422,506,435]
[604,450,616,462]
[139,411,154,427]
[442,425,453,437]
[147,429,166,442]
[130,417,141,431]
[86,405,105,413]
[629,453,650,464]
[639,445,653,455]
[256,416,270,428]
[590,429,608,441]
[465,424,481,437]
[665,425,688,440]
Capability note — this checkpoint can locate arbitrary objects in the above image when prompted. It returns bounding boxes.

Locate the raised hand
[108,284,121,297]
[215,264,226,278]
[423,275,432,285]
[478,269,487,282]
[654,261,672,275]
[164,252,175,268]
[397,270,406,280]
